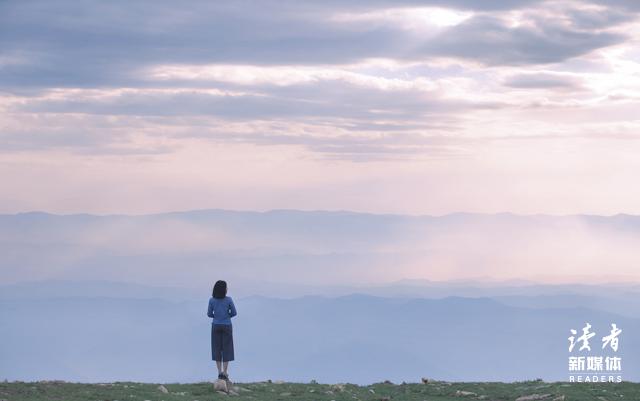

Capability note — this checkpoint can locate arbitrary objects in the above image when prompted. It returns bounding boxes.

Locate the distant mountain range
[1,209,638,383]
[0,282,637,384]
[1,209,639,288]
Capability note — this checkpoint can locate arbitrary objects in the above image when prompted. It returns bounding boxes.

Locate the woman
[207,280,237,380]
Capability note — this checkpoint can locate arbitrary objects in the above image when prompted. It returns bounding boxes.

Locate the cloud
[192,130,473,162]
[293,0,542,11]
[566,6,637,29]
[420,14,627,66]
[2,90,476,161]
[594,0,640,12]
[1,0,640,174]
[13,79,504,121]
[0,0,635,93]
[502,72,586,89]
[0,124,173,155]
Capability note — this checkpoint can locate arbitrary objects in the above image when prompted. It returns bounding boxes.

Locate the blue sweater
[207,296,237,325]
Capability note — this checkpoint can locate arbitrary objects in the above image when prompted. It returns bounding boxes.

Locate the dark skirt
[211,323,234,361]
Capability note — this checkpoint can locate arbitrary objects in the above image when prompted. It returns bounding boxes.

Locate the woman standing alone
[207,280,237,380]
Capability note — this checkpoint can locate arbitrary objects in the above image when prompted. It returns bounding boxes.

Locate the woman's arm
[228,298,237,318]
[207,298,214,318]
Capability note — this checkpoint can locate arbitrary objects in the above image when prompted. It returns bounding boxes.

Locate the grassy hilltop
[1,379,639,401]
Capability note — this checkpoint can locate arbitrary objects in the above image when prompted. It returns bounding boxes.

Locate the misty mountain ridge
[2,209,638,383]
[1,286,637,384]
[3,278,640,318]
[2,209,640,288]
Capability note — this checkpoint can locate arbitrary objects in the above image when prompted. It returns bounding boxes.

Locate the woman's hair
[212,280,227,299]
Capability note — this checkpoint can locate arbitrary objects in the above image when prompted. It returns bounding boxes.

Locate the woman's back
[209,280,236,380]
[208,296,237,325]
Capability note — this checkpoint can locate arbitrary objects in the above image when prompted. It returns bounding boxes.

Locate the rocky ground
[1,379,638,401]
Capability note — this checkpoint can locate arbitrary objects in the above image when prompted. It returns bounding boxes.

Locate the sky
[1,0,640,216]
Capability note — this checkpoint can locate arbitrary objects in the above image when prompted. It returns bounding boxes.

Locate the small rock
[279,392,292,396]
[515,395,552,401]
[214,379,229,393]
[369,389,376,394]
[455,390,478,397]
[158,385,169,394]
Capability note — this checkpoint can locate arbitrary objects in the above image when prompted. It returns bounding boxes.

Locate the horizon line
[2,208,639,219]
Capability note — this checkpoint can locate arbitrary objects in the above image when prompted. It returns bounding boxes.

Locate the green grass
[0,379,638,401]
